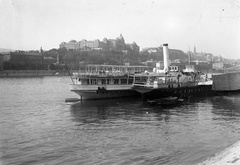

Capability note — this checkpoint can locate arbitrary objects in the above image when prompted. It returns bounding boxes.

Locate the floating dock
[212,72,240,91]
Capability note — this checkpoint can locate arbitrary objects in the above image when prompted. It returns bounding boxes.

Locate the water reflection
[68,95,240,165]
[69,97,175,125]
[212,95,240,110]
[2,76,240,165]
[69,96,217,127]
[209,94,240,120]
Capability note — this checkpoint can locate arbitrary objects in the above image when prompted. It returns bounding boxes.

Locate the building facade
[212,62,224,70]
[2,51,43,70]
[59,40,80,50]
[127,42,140,52]
[59,34,139,52]
[142,47,159,53]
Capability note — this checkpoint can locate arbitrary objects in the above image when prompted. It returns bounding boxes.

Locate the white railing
[72,71,127,77]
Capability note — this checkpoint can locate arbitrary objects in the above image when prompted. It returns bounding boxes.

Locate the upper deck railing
[72,71,128,78]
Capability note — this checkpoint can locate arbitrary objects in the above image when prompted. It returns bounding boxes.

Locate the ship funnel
[163,43,169,72]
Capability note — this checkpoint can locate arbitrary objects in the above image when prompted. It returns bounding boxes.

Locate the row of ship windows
[78,78,134,85]
[167,88,208,93]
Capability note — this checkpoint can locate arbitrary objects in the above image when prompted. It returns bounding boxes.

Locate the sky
[0,0,240,59]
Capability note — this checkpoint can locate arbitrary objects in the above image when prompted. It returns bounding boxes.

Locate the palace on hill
[59,34,140,52]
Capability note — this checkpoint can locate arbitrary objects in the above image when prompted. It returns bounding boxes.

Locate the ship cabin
[78,64,150,74]
[72,64,149,86]
[152,65,199,88]
[133,65,200,89]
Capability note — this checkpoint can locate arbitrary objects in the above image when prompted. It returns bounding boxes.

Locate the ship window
[121,79,127,84]
[114,79,119,84]
[91,79,97,85]
[102,79,106,84]
[128,79,133,84]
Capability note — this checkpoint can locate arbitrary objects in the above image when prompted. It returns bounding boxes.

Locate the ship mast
[188,46,191,65]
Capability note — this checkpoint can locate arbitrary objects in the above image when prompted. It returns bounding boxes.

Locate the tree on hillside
[58,47,68,57]
[43,48,58,58]
[88,51,106,64]
[42,47,189,69]
[103,50,124,65]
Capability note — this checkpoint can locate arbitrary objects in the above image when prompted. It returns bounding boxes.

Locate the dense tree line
[3,47,238,71]
[43,47,188,70]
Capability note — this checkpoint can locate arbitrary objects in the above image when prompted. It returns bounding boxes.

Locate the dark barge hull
[71,89,141,100]
[214,89,240,96]
[133,85,213,100]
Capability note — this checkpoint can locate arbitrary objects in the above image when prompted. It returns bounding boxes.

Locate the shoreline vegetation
[1,47,217,71]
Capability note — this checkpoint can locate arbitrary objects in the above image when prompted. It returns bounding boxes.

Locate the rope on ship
[66,65,74,84]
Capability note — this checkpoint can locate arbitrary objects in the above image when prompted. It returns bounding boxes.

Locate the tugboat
[132,44,213,100]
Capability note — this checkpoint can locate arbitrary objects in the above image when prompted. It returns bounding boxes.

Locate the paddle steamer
[132,44,213,100]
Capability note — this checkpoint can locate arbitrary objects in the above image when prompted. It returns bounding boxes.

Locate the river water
[0,76,240,165]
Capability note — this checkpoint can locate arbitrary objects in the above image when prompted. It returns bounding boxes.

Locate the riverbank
[0,70,72,77]
[199,141,240,165]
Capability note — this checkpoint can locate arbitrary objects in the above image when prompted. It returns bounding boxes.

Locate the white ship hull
[70,84,137,100]
[68,64,149,100]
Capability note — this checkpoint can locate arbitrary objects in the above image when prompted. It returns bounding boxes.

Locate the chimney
[163,43,169,72]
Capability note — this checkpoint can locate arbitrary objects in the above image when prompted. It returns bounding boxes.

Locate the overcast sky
[0,0,240,59]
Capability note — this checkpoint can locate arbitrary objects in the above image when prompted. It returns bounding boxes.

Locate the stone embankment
[0,70,71,77]
[199,141,240,165]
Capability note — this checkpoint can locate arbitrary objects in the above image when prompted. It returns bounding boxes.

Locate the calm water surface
[1,76,240,165]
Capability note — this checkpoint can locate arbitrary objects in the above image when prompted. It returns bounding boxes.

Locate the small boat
[147,96,184,106]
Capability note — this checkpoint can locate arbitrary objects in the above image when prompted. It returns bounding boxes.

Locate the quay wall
[0,70,71,77]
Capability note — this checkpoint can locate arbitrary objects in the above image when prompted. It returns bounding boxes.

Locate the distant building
[59,40,79,50]
[206,53,213,62]
[1,51,43,70]
[212,62,224,70]
[193,44,196,54]
[142,59,157,67]
[79,39,107,50]
[142,47,159,53]
[59,34,139,52]
[108,34,126,51]
[127,42,140,52]
[189,45,214,63]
